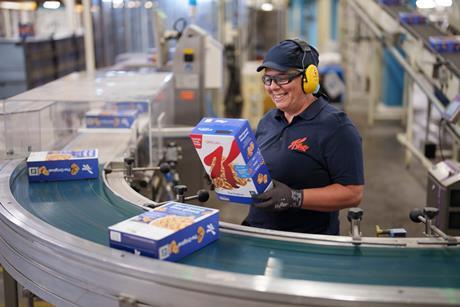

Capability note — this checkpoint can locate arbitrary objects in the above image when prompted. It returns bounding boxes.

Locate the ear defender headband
[285,39,320,94]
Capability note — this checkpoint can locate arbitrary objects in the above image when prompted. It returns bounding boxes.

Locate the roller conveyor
[1,160,460,306]
[379,2,460,77]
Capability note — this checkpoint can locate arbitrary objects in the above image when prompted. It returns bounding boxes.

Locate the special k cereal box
[108,202,219,262]
[190,118,272,204]
[27,149,99,182]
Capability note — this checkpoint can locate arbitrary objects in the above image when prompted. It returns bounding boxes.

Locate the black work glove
[251,180,303,211]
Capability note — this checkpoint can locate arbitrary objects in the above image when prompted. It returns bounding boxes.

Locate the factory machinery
[0,69,458,307]
[342,0,460,236]
[0,22,459,307]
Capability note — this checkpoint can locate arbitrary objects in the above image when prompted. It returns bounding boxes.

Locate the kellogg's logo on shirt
[288,137,309,152]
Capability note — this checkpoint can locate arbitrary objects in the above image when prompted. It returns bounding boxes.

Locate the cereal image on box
[70,163,80,175]
[46,153,73,160]
[151,215,195,231]
[190,117,272,204]
[39,166,49,176]
[247,141,255,158]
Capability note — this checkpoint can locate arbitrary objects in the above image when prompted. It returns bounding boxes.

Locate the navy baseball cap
[256,40,319,72]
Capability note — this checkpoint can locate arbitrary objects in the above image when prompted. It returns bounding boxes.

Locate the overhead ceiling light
[0,1,37,10]
[261,2,274,11]
[43,1,61,9]
[113,0,124,8]
[416,0,435,9]
[127,1,136,8]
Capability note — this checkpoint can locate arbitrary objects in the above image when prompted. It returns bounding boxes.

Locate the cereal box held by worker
[108,202,219,262]
[190,117,273,204]
[85,109,139,129]
[27,149,99,182]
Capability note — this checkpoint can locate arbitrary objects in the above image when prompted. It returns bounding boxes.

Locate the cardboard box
[27,149,99,182]
[378,0,400,5]
[85,109,139,128]
[190,117,272,204]
[429,36,460,53]
[399,12,426,25]
[105,101,149,114]
[108,202,219,262]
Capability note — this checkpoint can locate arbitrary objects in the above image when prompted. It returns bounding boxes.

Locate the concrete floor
[338,99,427,237]
[0,98,431,306]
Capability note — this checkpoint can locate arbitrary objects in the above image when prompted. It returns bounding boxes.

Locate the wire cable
[173,17,187,40]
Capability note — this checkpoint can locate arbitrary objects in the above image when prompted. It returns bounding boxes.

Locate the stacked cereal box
[108,202,219,262]
[378,0,400,5]
[190,117,272,204]
[27,149,98,182]
[399,12,427,25]
[429,36,460,53]
[105,101,149,114]
[85,109,139,129]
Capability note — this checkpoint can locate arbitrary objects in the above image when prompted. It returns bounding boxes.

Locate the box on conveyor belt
[85,109,139,128]
[190,117,272,204]
[108,202,219,262]
[399,12,427,25]
[428,36,460,53]
[27,149,98,182]
[105,101,149,113]
[378,0,400,5]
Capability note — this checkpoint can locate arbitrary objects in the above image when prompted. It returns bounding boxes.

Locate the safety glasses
[261,71,302,86]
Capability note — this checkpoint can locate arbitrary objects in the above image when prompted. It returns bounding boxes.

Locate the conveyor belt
[10,165,460,289]
[11,167,143,245]
[380,3,460,76]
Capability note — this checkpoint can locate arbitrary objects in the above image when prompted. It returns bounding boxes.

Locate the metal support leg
[3,269,18,307]
[425,100,432,147]
[347,208,364,245]
[404,77,414,168]
[453,135,459,161]
[368,40,381,126]
[22,288,35,307]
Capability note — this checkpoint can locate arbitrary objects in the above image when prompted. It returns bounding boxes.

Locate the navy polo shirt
[245,97,364,235]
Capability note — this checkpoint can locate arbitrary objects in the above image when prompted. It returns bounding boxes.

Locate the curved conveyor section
[1,159,460,306]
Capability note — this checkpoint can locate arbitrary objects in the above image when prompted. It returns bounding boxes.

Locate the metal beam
[2,268,18,307]
[83,0,95,75]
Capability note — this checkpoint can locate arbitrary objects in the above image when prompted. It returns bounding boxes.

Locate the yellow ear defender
[304,64,320,94]
[286,39,320,94]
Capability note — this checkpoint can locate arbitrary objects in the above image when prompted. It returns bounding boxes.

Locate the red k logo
[288,137,309,152]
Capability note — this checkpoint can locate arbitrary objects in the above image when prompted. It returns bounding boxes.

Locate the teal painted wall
[381,48,405,107]
[288,0,317,45]
[331,0,339,40]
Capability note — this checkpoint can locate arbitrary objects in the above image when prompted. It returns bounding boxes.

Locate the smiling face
[263,68,308,117]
